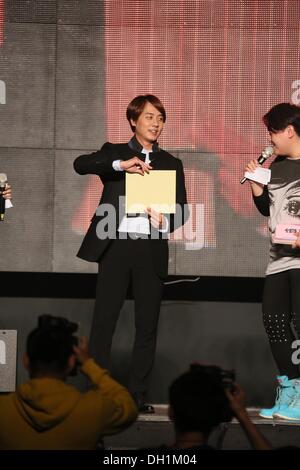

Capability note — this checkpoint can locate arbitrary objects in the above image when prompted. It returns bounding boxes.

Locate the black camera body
[189,363,236,422]
[38,314,78,337]
[37,314,79,376]
[190,363,235,392]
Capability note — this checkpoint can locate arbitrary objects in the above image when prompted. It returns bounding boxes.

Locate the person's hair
[169,368,231,436]
[126,94,166,132]
[26,315,77,375]
[263,102,300,136]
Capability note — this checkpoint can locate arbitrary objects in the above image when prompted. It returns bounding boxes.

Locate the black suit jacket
[73,139,188,279]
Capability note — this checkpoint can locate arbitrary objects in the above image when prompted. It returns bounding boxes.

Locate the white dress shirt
[114,148,151,235]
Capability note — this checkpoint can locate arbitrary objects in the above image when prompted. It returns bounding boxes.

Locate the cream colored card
[125,170,176,214]
[244,167,271,185]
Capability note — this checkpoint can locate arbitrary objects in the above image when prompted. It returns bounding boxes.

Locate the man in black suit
[74,95,188,413]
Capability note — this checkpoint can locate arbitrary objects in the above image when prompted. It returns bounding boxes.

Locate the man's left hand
[292,231,300,249]
[3,184,12,200]
[145,207,166,230]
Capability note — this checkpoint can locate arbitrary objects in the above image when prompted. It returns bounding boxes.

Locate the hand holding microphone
[0,173,12,221]
[240,146,274,185]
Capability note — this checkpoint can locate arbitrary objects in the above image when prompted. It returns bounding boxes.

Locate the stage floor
[104,405,300,450]
[137,404,300,425]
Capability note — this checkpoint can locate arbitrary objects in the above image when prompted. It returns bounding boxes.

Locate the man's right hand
[225,383,247,418]
[73,336,91,366]
[120,157,152,175]
[244,159,264,196]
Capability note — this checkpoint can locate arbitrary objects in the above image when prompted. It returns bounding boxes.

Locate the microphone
[240,145,274,184]
[0,173,7,221]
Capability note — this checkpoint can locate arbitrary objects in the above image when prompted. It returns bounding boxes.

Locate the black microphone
[0,173,7,221]
[240,146,274,184]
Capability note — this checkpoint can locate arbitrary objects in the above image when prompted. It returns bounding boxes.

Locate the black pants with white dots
[262,269,300,379]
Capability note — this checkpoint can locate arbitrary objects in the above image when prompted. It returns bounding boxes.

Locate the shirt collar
[128,135,160,153]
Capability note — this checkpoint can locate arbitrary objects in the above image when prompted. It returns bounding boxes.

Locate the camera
[37,314,79,375]
[189,363,236,392]
[38,314,78,337]
[189,363,236,423]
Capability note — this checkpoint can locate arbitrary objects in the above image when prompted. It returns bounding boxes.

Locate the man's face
[131,101,164,146]
[269,127,292,155]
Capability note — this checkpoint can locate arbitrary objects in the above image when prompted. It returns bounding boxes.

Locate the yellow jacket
[0,359,138,449]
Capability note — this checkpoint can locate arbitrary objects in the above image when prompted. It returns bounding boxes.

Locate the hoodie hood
[14,378,81,431]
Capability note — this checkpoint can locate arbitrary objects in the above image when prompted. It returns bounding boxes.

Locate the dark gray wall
[0,297,277,407]
[0,0,105,273]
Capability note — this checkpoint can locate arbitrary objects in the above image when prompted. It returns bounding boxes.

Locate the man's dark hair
[169,368,232,436]
[263,102,300,136]
[26,315,78,375]
[126,94,166,132]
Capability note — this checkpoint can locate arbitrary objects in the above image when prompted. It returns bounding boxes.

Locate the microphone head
[262,146,274,159]
[0,173,7,186]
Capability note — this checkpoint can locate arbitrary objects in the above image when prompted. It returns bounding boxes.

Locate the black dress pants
[89,238,163,395]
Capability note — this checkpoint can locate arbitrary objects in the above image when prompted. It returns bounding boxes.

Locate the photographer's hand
[225,384,271,450]
[225,383,247,417]
[73,336,91,366]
